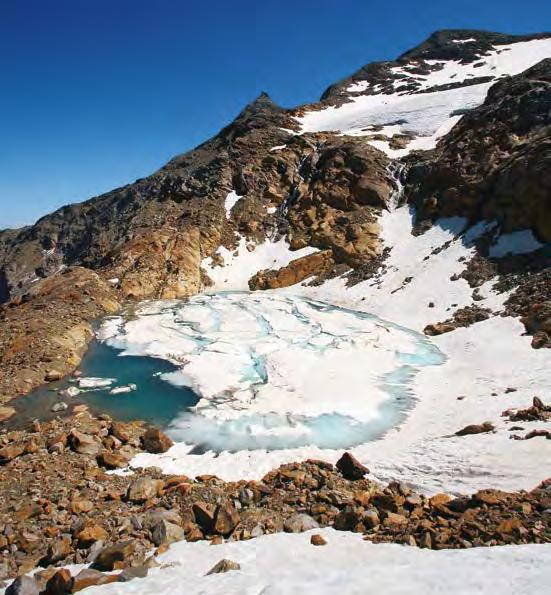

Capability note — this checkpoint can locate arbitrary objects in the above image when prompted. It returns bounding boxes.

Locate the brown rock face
[406,59,551,242]
[249,250,334,290]
[0,267,120,407]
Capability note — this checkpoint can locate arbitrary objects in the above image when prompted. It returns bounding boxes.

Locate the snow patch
[201,236,318,292]
[489,230,544,258]
[224,191,242,219]
[297,38,551,156]
[73,528,551,595]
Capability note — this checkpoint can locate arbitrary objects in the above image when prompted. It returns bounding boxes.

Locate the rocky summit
[0,27,550,594]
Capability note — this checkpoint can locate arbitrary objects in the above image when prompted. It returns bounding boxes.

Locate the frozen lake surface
[91,292,444,452]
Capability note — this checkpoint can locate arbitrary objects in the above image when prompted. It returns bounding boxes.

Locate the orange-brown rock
[249,250,334,290]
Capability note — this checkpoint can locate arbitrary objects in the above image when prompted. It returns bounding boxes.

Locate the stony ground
[0,268,120,419]
[0,407,549,593]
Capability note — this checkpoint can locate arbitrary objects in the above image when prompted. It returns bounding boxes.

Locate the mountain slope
[0,29,550,593]
[0,29,550,408]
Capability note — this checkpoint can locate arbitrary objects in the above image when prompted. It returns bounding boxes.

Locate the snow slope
[296,37,551,156]
[57,529,551,595]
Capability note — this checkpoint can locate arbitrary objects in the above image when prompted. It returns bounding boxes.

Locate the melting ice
[98,293,444,452]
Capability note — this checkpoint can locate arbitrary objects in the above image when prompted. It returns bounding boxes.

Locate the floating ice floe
[77,377,115,389]
[109,383,137,395]
[58,386,81,398]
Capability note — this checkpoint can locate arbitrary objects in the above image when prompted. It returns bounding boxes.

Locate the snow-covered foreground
[65,529,551,595]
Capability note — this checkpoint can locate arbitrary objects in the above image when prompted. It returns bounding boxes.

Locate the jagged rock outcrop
[406,59,551,241]
[0,92,394,304]
[249,250,334,290]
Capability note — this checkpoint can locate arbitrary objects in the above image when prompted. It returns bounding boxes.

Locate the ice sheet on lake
[98,293,443,451]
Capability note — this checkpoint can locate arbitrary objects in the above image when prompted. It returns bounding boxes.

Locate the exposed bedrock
[0,92,394,304]
[0,268,120,410]
[320,30,550,104]
[249,250,335,290]
[405,59,551,241]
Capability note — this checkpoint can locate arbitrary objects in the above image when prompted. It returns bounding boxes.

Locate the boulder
[44,569,73,595]
[382,512,408,527]
[5,576,40,595]
[424,322,456,336]
[248,250,334,290]
[141,428,173,454]
[97,451,128,469]
[283,513,319,533]
[192,501,215,531]
[150,519,185,546]
[127,477,163,503]
[68,430,101,456]
[0,406,15,422]
[70,499,93,513]
[76,525,108,547]
[110,422,132,443]
[213,503,240,536]
[0,444,25,464]
[206,559,241,575]
[333,506,363,531]
[336,452,369,480]
[43,535,72,564]
[45,370,63,382]
[71,569,118,592]
[455,422,495,436]
[310,533,327,546]
[117,566,149,582]
[92,541,136,571]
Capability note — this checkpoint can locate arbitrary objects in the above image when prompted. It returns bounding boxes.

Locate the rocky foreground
[0,407,549,593]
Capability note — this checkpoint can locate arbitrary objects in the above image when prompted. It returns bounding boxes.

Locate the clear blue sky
[1,0,549,229]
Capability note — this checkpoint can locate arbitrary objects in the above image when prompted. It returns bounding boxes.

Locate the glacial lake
[17,293,445,452]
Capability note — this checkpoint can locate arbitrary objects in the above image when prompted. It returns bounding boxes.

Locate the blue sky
[1,0,549,229]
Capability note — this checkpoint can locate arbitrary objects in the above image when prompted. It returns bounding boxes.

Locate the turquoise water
[18,294,445,452]
[15,342,199,428]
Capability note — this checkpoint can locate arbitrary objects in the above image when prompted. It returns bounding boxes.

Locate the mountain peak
[398,29,551,61]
